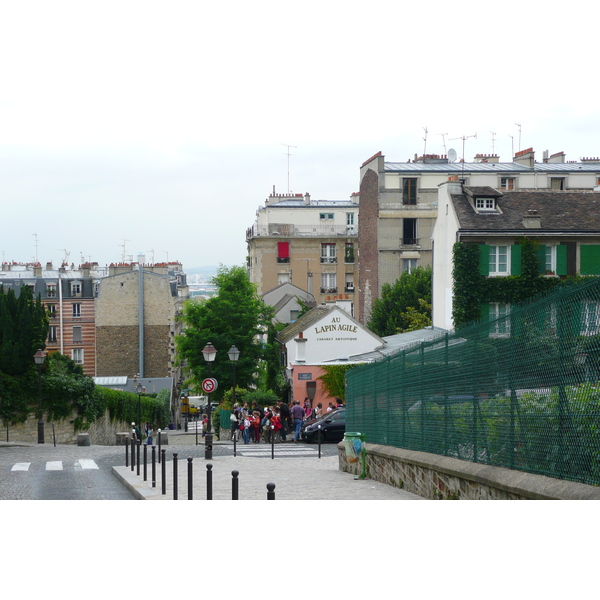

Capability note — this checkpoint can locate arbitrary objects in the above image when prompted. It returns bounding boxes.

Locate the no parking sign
[201,378,218,394]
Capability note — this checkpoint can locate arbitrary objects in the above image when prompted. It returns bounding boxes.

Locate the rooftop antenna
[163,251,169,263]
[422,126,428,155]
[33,233,38,263]
[437,132,448,155]
[147,249,155,264]
[280,143,297,193]
[59,249,70,265]
[509,135,514,160]
[119,239,130,262]
[490,131,496,154]
[515,123,521,151]
[449,133,477,177]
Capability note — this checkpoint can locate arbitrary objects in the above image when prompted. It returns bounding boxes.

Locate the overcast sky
[1,1,598,270]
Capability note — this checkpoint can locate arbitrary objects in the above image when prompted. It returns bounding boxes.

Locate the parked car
[301,409,346,443]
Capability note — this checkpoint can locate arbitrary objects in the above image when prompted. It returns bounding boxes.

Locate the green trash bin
[343,432,366,480]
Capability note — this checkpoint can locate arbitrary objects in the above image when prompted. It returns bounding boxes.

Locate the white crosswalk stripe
[11,463,31,471]
[10,460,99,472]
[76,459,99,470]
[46,461,63,470]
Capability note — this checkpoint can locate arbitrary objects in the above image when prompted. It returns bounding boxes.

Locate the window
[277,272,290,285]
[319,213,334,220]
[500,177,515,190]
[489,303,510,338]
[47,304,57,318]
[321,243,337,263]
[48,326,57,343]
[582,301,600,336]
[73,326,82,342]
[489,245,508,274]
[475,197,496,211]
[71,281,82,297]
[289,310,299,322]
[345,274,354,292]
[46,284,56,298]
[277,241,290,263]
[321,273,337,293]
[72,303,81,318]
[402,219,417,245]
[402,258,418,273]
[345,243,355,263]
[550,177,565,190]
[346,213,355,227]
[72,348,84,365]
[402,178,417,205]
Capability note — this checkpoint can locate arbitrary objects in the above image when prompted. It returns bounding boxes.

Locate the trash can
[343,432,366,479]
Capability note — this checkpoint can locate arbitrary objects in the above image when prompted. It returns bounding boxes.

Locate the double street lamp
[33,349,46,444]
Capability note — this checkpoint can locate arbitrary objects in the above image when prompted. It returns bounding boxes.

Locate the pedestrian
[201,414,208,437]
[314,403,322,419]
[336,397,344,408]
[278,400,291,441]
[251,411,262,443]
[303,398,312,419]
[291,400,305,442]
[146,424,154,445]
[132,422,142,442]
[230,408,239,441]
[326,402,334,413]
[272,407,283,442]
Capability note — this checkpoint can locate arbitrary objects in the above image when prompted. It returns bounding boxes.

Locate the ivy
[319,364,358,401]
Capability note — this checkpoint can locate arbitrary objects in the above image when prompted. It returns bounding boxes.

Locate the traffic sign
[201,378,218,394]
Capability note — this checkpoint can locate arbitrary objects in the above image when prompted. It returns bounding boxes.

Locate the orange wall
[290,365,337,413]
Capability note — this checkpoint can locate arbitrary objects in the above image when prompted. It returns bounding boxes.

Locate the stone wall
[6,410,130,446]
[338,442,600,500]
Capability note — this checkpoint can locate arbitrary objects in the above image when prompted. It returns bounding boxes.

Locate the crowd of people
[229,397,344,444]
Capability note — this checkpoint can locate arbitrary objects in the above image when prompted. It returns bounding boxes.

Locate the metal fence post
[173,453,178,500]
[187,458,193,500]
[206,463,213,500]
[232,470,239,500]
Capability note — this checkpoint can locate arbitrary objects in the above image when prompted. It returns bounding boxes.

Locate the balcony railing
[247,224,358,239]
[320,257,337,264]
[320,287,338,294]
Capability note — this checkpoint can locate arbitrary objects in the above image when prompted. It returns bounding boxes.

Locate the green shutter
[511,244,522,276]
[480,302,490,323]
[556,245,567,276]
[580,245,600,275]
[536,245,546,274]
[479,245,490,276]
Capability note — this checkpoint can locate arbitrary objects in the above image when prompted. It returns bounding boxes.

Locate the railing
[247,224,357,239]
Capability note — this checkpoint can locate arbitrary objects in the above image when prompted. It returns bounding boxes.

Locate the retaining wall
[338,443,600,500]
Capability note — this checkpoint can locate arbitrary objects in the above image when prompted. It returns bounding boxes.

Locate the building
[0,261,100,376]
[261,282,316,324]
[431,180,600,330]
[357,149,600,324]
[247,190,359,316]
[95,262,189,380]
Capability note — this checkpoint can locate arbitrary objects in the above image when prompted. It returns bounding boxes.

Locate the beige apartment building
[247,191,359,316]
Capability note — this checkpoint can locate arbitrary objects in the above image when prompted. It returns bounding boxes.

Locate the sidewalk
[113,437,425,501]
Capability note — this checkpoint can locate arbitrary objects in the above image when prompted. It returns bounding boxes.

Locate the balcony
[247,224,358,240]
[320,287,338,294]
[320,257,337,264]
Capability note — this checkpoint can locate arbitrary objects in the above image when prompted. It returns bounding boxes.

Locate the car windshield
[318,409,344,421]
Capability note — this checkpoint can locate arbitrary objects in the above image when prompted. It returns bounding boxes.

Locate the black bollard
[206,463,213,500]
[271,425,275,459]
[161,449,166,495]
[233,428,237,457]
[267,482,276,500]
[173,453,178,500]
[318,425,322,459]
[125,436,129,467]
[187,458,193,500]
[158,430,162,463]
[131,434,135,471]
[232,470,239,500]
[143,444,147,481]
[152,445,156,488]
[136,441,141,476]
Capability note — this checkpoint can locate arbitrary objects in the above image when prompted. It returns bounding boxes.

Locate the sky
[1,0,599,270]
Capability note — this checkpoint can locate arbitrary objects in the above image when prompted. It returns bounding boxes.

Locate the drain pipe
[139,263,144,377]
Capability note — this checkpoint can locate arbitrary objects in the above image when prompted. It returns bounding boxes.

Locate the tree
[367,267,432,337]
[176,266,275,399]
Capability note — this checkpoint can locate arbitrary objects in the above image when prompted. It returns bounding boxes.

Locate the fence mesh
[346,278,600,485]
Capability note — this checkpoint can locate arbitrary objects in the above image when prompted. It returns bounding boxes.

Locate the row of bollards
[124,437,276,500]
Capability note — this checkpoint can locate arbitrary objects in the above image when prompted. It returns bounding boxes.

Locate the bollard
[173,453,178,500]
[233,428,237,457]
[143,444,147,481]
[267,482,276,500]
[206,463,213,500]
[232,470,239,500]
[271,424,275,459]
[131,432,136,471]
[136,440,141,476]
[125,436,129,467]
[187,458,193,500]
[161,449,166,495]
[152,446,156,488]
[318,425,322,459]
[158,430,162,463]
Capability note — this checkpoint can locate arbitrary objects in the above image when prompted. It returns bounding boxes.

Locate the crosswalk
[236,446,319,457]
[10,459,100,472]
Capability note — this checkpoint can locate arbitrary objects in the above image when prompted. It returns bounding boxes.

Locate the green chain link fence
[346,278,600,485]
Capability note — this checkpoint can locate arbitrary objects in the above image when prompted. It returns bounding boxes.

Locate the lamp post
[228,344,240,405]
[136,383,143,437]
[202,342,217,460]
[34,349,46,444]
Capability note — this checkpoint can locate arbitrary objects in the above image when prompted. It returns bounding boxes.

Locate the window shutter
[277,242,290,259]
[480,303,490,323]
[556,245,567,276]
[479,245,490,276]
[580,245,600,275]
[510,244,522,276]
[536,245,546,274]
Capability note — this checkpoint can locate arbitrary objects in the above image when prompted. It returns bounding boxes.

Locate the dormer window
[475,197,496,211]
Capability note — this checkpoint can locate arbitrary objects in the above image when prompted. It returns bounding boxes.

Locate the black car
[301,409,346,443]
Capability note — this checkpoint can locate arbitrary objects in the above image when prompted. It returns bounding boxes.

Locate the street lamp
[33,349,46,444]
[136,382,143,436]
[202,342,217,459]
[228,344,240,403]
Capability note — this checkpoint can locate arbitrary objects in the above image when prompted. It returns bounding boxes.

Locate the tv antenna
[280,143,297,193]
[58,249,70,265]
[490,131,496,154]
[119,239,130,262]
[437,132,448,155]
[147,249,155,264]
[422,126,428,155]
[515,123,521,151]
[33,233,39,263]
[449,133,477,176]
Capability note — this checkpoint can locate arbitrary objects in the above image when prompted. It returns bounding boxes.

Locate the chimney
[514,148,535,168]
[295,331,307,362]
[547,151,566,164]
[522,209,541,229]
[446,175,463,195]
[304,193,311,205]
[45,262,53,271]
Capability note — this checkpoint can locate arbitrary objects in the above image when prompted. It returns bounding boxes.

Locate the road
[0,437,339,500]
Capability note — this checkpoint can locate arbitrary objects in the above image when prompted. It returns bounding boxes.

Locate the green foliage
[99,386,171,429]
[0,286,48,376]
[176,265,276,399]
[319,364,358,400]
[368,267,432,337]
[243,389,280,407]
[452,243,483,327]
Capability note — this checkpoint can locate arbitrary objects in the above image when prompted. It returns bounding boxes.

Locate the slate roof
[276,305,339,344]
[451,188,600,233]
